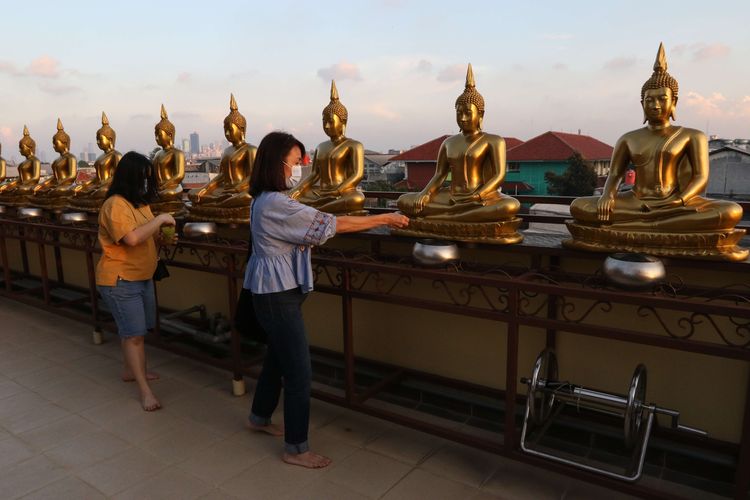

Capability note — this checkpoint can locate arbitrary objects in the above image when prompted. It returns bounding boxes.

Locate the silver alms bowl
[182,222,218,239]
[603,253,666,289]
[413,239,460,267]
[60,212,87,224]
[0,205,6,214]
[16,207,43,219]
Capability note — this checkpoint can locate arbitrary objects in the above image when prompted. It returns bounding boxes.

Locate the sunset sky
[1,0,749,163]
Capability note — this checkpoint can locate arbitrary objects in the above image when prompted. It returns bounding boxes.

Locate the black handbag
[233,202,267,343]
[153,259,170,281]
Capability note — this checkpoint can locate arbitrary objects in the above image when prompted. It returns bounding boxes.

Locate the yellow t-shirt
[96,195,157,286]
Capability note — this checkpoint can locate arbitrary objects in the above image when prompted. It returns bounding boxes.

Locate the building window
[507,162,520,172]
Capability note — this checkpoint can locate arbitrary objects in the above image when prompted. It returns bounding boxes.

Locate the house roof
[709,145,750,157]
[365,154,395,167]
[390,134,525,162]
[507,131,612,162]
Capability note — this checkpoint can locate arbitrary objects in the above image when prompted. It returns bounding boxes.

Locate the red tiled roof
[507,131,612,162]
[391,135,525,162]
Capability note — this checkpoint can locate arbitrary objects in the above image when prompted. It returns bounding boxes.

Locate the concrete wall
[708,150,750,197]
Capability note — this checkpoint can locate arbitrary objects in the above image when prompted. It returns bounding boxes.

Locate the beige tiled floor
[0,298,639,499]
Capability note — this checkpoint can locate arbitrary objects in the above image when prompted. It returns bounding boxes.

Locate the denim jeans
[97,279,156,337]
[249,288,311,454]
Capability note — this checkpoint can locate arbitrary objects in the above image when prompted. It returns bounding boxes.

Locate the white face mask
[283,161,303,189]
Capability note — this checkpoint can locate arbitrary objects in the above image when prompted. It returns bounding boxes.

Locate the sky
[1,0,749,164]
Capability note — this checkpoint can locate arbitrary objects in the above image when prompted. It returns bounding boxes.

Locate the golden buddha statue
[0,143,6,184]
[150,104,186,215]
[187,94,257,224]
[0,126,41,207]
[395,64,522,244]
[32,119,77,211]
[289,81,366,215]
[69,112,122,213]
[566,44,747,261]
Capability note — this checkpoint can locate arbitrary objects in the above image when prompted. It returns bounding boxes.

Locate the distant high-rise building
[190,132,199,155]
[88,153,96,162]
[182,138,190,152]
[80,152,86,161]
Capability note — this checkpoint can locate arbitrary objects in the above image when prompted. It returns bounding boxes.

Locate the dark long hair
[249,132,305,197]
[106,151,158,208]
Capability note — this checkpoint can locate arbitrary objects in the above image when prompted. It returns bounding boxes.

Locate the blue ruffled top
[243,191,337,294]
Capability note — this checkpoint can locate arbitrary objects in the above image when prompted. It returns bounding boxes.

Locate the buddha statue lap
[395,64,521,244]
[289,81,366,215]
[0,126,41,207]
[150,104,186,216]
[69,112,122,213]
[565,44,747,261]
[32,119,77,211]
[187,94,257,224]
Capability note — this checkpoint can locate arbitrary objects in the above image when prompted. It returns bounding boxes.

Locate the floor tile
[139,421,224,465]
[419,443,499,488]
[112,467,213,500]
[21,475,107,500]
[17,414,92,451]
[317,412,393,447]
[481,457,569,499]
[1,402,70,434]
[366,426,445,465]
[383,468,480,500]
[0,435,36,470]
[0,455,67,499]
[218,456,323,500]
[324,449,413,498]
[176,435,271,486]
[44,429,131,469]
[77,447,167,496]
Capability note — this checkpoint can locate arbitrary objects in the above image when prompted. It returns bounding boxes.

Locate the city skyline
[1,1,749,164]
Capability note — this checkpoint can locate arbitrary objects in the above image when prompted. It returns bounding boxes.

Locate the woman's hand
[378,213,410,229]
[157,213,176,227]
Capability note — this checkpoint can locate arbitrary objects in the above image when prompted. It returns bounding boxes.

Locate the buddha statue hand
[642,196,684,211]
[405,193,431,215]
[596,193,615,222]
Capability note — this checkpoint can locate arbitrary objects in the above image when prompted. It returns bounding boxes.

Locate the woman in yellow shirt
[96,152,176,411]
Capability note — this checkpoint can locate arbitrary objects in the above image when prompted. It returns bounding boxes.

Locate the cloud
[416,59,432,73]
[38,83,82,95]
[542,33,573,41]
[693,43,730,61]
[0,61,19,75]
[130,113,152,120]
[603,57,636,70]
[672,43,730,61]
[684,91,727,116]
[552,63,567,71]
[365,103,399,121]
[0,126,12,140]
[177,72,191,83]
[172,111,201,120]
[317,62,362,82]
[437,64,466,83]
[28,56,60,78]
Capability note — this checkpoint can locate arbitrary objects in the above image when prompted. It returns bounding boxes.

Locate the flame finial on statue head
[20,125,35,152]
[53,118,70,145]
[224,93,247,131]
[97,111,116,142]
[641,42,679,101]
[323,80,348,123]
[155,103,176,136]
[455,63,485,115]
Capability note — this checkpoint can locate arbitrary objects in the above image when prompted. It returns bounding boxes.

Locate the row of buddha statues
[0,44,745,261]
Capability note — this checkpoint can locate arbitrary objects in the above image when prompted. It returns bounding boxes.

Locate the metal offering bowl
[412,239,460,267]
[182,222,218,239]
[16,207,43,219]
[60,212,87,224]
[603,253,666,289]
[0,205,6,214]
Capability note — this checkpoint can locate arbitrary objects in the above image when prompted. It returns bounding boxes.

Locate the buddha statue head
[322,80,348,139]
[223,93,247,145]
[154,104,176,148]
[19,125,36,158]
[52,118,71,154]
[96,112,117,152]
[455,64,485,134]
[641,43,679,124]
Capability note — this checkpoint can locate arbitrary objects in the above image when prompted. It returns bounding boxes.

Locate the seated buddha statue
[150,104,186,215]
[187,94,257,223]
[0,126,41,207]
[566,44,747,261]
[69,112,122,213]
[289,80,366,215]
[0,143,7,184]
[32,119,77,211]
[396,64,521,244]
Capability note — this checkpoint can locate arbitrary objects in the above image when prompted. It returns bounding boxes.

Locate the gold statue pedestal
[150,198,186,217]
[0,194,32,208]
[68,194,107,214]
[187,204,249,225]
[564,223,748,262]
[33,195,73,212]
[394,217,523,245]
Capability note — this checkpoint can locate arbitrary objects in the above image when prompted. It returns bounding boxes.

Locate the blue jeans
[249,288,311,454]
[97,279,156,338]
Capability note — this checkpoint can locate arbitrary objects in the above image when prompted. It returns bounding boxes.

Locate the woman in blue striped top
[244,132,408,469]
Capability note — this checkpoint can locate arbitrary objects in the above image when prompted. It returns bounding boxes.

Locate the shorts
[97,278,156,338]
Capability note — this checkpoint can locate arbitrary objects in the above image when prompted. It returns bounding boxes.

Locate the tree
[77,160,89,170]
[148,147,161,160]
[544,152,597,196]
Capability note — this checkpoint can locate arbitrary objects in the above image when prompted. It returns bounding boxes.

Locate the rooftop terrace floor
[1,298,645,499]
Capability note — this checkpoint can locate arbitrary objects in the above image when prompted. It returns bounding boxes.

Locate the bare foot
[282,451,332,469]
[122,371,160,382]
[246,420,284,437]
[141,393,162,412]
